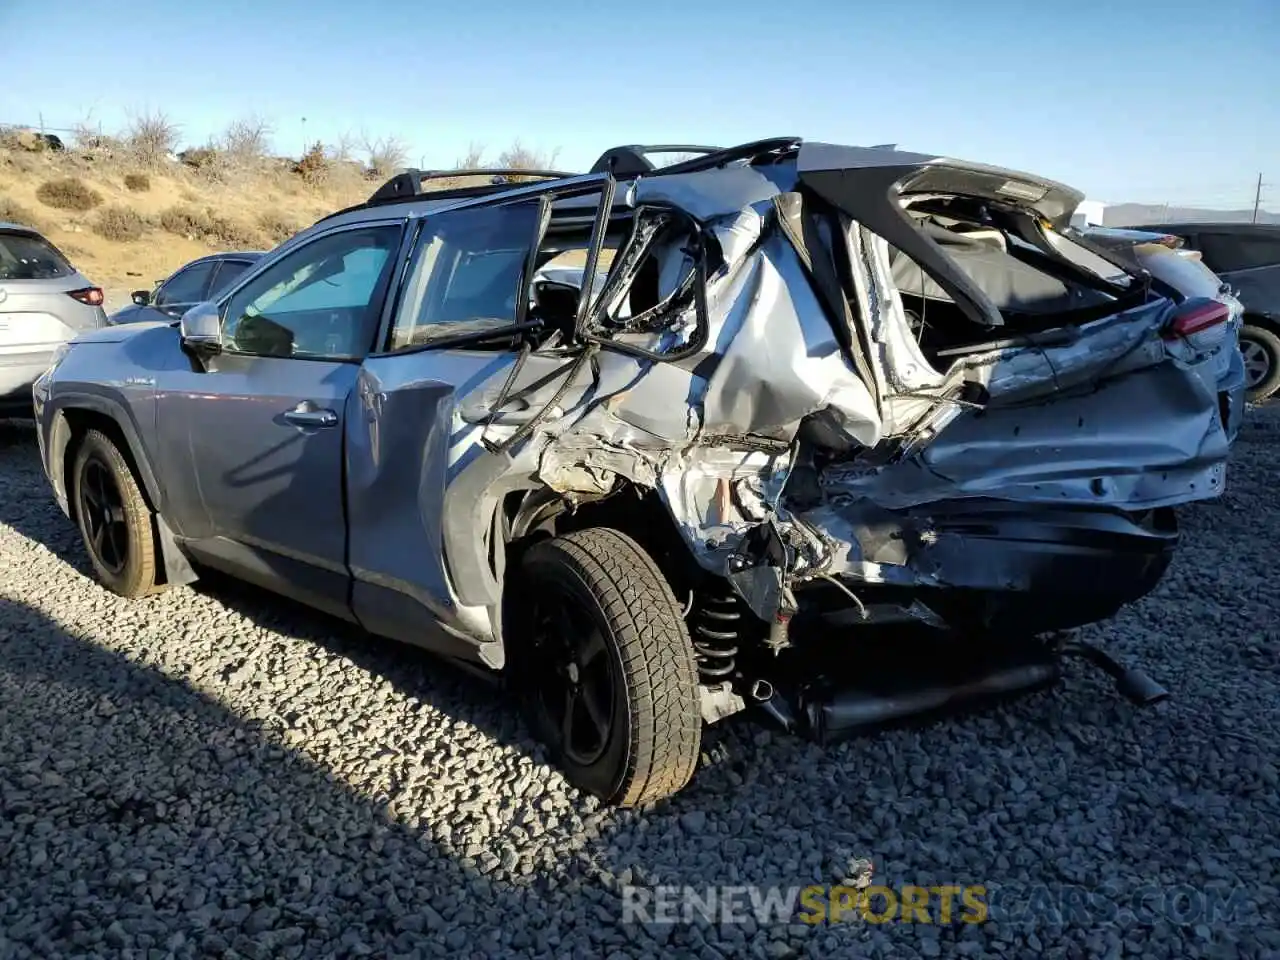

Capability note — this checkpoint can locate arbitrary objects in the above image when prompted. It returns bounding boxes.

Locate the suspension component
[690,587,743,682]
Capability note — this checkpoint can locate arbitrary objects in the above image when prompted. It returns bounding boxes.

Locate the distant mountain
[1104,203,1280,227]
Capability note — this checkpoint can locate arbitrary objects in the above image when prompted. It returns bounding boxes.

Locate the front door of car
[345,184,616,663]
[157,221,405,619]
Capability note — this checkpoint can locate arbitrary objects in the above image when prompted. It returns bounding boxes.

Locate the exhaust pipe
[800,658,1060,745]
[750,678,799,733]
[1061,639,1170,706]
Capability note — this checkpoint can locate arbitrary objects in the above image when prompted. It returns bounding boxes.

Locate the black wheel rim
[530,587,617,767]
[79,457,128,575]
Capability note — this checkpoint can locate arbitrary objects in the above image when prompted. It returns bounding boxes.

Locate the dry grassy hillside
[0,120,560,311]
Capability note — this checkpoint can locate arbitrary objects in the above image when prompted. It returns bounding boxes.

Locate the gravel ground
[1,408,1278,959]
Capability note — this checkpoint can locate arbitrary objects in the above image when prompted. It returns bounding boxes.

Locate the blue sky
[3,0,1277,208]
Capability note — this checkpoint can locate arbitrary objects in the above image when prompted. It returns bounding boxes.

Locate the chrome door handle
[283,406,338,428]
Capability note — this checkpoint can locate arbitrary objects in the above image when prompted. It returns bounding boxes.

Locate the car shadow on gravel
[188,563,533,748]
[0,418,100,581]
[0,594,619,958]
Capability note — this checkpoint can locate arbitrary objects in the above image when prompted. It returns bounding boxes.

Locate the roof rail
[586,137,803,180]
[588,144,723,177]
[366,167,579,204]
[656,137,803,175]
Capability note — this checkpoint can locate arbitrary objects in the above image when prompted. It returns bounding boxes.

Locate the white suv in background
[0,221,108,415]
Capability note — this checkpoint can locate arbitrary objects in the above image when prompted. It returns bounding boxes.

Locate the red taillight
[67,287,104,307]
[1162,300,1229,340]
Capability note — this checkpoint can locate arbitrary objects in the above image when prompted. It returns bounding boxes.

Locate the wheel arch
[1241,311,1280,336]
[52,400,196,588]
[52,404,163,520]
[499,480,708,619]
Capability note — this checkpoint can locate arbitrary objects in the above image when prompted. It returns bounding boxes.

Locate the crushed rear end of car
[544,142,1233,739]
[373,139,1235,748]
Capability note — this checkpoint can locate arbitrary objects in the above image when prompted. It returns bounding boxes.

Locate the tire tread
[525,527,702,806]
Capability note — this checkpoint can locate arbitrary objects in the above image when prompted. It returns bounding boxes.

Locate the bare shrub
[363,134,408,177]
[205,212,262,247]
[178,146,219,170]
[221,117,273,164]
[123,172,151,192]
[0,198,46,232]
[92,205,150,242]
[159,205,213,238]
[72,120,124,157]
[294,141,329,184]
[455,141,487,169]
[326,133,359,163]
[125,109,181,167]
[498,139,562,171]
[35,177,102,212]
[159,204,260,246]
[257,210,303,245]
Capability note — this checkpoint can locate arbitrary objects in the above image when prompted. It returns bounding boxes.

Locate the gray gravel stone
[2,407,1279,959]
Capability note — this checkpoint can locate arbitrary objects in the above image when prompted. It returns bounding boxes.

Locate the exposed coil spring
[691,588,742,681]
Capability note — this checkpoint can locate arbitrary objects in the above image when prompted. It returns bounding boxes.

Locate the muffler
[799,656,1060,745]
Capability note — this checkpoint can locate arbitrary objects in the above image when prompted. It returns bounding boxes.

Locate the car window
[221,225,401,360]
[156,262,216,306]
[1195,233,1280,273]
[209,259,255,296]
[388,201,541,350]
[0,231,73,280]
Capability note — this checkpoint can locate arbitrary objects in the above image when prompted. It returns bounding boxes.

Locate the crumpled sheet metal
[819,357,1228,511]
[439,189,1231,625]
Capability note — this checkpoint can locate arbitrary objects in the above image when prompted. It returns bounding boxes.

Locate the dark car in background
[109,251,264,324]
[1124,222,1280,401]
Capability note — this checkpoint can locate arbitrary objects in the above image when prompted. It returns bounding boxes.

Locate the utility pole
[1253,173,1263,223]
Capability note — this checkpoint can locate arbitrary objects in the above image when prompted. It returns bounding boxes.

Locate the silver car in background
[0,222,107,415]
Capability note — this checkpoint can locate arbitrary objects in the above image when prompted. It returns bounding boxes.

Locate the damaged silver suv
[32,139,1237,806]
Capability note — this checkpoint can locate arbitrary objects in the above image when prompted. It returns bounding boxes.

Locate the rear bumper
[0,349,54,409]
[801,502,1179,635]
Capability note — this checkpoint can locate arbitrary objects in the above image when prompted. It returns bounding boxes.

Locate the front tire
[71,429,162,598]
[1240,323,1280,402]
[515,527,702,807]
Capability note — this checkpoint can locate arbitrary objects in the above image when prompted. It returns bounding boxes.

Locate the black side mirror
[131,289,152,306]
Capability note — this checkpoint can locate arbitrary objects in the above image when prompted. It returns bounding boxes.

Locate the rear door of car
[346,174,616,661]
[207,257,258,298]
